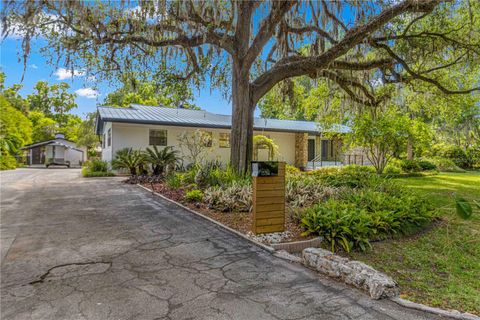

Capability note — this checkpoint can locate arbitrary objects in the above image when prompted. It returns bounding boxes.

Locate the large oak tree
[3,0,479,173]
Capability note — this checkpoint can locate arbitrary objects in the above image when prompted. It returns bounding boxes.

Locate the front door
[31,147,41,164]
[321,140,329,159]
[307,139,315,161]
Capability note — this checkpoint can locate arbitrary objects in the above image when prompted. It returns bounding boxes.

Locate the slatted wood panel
[252,162,285,234]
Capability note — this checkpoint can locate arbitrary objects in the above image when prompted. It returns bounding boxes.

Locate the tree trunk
[230,61,254,174]
[407,137,413,160]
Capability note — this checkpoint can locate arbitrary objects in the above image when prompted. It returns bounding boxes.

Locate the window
[219,133,230,148]
[103,134,106,148]
[149,129,167,146]
[107,128,111,147]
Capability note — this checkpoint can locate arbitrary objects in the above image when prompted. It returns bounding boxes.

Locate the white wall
[107,122,297,166]
[101,122,113,162]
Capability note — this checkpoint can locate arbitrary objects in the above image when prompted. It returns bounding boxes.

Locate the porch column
[294,133,308,168]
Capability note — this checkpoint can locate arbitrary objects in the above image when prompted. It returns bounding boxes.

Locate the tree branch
[244,1,296,67]
[371,40,480,94]
[251,0,440,104]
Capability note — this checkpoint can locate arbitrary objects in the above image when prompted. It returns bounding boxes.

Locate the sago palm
[144,146,179,175]
[112,148,145,176]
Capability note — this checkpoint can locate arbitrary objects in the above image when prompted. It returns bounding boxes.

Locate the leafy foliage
[301,189,435,252]
[185,189,204,202]
[103,70,199,109]
[144,146,179,175]
[204,182,252,213]
[177,130,214,166]
[0,95,32,169]
[112,148,146,176]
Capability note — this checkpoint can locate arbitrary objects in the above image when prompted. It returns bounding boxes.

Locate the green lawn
[350,172,480,315]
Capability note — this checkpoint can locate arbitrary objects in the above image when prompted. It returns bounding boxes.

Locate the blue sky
[1,37,231,119]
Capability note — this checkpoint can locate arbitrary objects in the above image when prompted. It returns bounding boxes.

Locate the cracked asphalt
[0,168,445,320]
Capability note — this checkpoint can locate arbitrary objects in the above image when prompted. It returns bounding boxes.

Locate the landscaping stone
[302,247,399,299]
[246,231,292,244]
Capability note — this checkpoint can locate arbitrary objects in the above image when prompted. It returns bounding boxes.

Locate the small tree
[351,109,410,174]
[178,130,214,166]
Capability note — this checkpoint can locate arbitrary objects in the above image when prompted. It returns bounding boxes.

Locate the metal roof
[96,104,350,135]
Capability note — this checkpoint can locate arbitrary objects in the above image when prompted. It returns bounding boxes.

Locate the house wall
[101,122,113,162]
[106,122,297,166]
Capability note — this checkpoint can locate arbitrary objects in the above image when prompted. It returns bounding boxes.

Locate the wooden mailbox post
[252,162,285,234]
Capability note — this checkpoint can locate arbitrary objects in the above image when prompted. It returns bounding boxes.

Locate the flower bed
[131,164,436,252]
[143,181,310,243]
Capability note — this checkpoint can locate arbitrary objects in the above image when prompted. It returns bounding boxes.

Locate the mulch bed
[142,182,310,243]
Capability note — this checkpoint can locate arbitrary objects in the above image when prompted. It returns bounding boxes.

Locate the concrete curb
[136,184,275,253]
[390,298,479,320]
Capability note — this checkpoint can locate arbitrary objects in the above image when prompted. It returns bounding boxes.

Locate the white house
[21,133,86,167]
[95,104,350,169]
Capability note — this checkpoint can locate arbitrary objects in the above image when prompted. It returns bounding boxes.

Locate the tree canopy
[4,0,480,172]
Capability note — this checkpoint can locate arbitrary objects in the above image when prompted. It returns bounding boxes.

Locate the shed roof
[95,104,350,135]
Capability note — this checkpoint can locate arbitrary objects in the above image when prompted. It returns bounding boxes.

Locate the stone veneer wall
[294,133,308,168]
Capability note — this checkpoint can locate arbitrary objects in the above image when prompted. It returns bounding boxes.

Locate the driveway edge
[136,184,276,253]
[390,298,479,320]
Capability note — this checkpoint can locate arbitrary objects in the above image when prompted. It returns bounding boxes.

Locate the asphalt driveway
[0,168,444,320]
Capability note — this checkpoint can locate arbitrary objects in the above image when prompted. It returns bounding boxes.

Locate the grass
[350,172,480,315]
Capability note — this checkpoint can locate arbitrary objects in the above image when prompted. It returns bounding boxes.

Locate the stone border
[136,184,275,253]
[302,247,399,299]
[271,237,323,253]
[390,298,479,320]
[135,184,478,320]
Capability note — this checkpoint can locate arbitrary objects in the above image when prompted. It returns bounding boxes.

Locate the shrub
[204,181,252,212]
[185,189,203,202]
[112,148,146,175]
[286,175,340,208]
[166,172,183,189]
[427,157,465,172]
[193,161,250,188]
[144,146,178,175]
[440,146,470,169]
[384,164,402,175]
[81,167,115,177]
[88,159,109,172]
[400,159,422,172]
[82,159,113,177]
[418,160,437,171]
[285,164,300,175]
[0,153,18,170]
[301,189,435,252]
[309,165,379,188]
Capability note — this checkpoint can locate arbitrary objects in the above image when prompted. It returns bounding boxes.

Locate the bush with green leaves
[400,159,422,172]
[185,189,203,202]
[204,181,252,212]
[144,146,178,175]
[384,164,402,175]
[112,148,145,175]
[193,161,250,188]
[286,174,340,208]
[426,157,465,172]
[82,159,114,177]
[308,165,379,188]
[301,189,435,252]
[165,172,183,189]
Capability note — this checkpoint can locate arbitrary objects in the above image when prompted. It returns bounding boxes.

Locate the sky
[0,37,231,120]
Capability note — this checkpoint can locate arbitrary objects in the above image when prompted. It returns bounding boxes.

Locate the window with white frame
[107,128,111,147]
